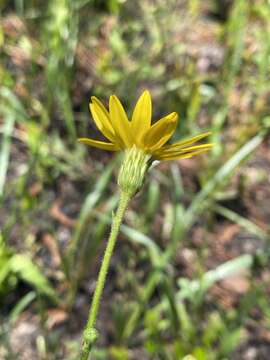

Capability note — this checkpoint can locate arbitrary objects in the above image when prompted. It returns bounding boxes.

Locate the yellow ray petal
[142,112,178,151]
[155,131,211,153]
[154,143,213,157]
[155,146,213,161]
[131,90,152,143]
[91,97,126,147]
[109,95,133,148]
[78,138,119,151]
[90,98,115,142]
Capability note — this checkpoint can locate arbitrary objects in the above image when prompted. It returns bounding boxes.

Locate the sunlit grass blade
[10,254,59,303]
[93,209,163,267]
[0,113,14,198]
[177,254,253,301]
[185,131,267,229]
[10,291,36,324]
[214,204,269,241]
[121,224,162,266]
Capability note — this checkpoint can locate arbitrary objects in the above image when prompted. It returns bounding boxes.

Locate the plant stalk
[80,191,130,360]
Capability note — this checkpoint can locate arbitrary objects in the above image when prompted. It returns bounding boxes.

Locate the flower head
[79,90,213,161]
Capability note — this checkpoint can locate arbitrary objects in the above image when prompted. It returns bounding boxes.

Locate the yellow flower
[79,90,213,161]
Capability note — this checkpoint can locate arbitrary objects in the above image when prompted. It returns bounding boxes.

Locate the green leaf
[9,254,58,302]
[177,255,252,301]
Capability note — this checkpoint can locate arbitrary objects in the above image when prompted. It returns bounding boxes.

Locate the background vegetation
[1,0,270,359]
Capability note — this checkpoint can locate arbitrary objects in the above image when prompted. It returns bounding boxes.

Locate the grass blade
[0,113,14,197]
[185,131,267,228]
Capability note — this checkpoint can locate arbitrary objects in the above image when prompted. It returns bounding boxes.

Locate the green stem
[80,191,131,360]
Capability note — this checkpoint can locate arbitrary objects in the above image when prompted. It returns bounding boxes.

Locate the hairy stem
[80,191,131,360]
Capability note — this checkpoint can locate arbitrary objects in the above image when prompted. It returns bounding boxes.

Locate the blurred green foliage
[1,0,270,359]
